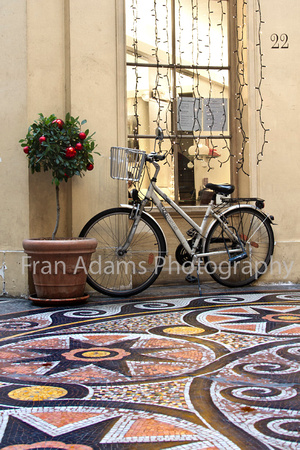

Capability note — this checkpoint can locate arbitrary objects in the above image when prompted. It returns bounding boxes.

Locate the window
[126,0,231,205]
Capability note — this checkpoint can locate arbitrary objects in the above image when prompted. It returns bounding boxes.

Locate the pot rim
[22,237,98,252]
[23,237,96,242]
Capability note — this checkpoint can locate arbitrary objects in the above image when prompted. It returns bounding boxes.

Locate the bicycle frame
[123,160,246,262]
[147,182,210,255]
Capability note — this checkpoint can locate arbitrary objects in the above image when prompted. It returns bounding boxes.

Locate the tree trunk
[52,185,60,240]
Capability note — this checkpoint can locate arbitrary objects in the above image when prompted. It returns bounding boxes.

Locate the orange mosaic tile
[124,418,195,437]
[33,411,102,427]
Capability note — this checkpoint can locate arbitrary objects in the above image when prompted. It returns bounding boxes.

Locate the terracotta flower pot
[22,238,97,300]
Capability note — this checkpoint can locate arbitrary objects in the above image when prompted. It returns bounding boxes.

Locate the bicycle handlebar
[145,152,166,163]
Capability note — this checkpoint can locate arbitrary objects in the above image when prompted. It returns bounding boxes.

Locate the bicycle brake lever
[146,152,166,162]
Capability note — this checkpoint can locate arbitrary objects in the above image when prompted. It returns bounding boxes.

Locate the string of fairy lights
[205,0,231,170]
[255,0,269,164]
[233,0,249,175]
[128,0,268,179]
[131,0,141,148]
[218,0,231,168]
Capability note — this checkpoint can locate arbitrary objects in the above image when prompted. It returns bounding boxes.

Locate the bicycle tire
[204,207,274,287]
[79,207,167,297]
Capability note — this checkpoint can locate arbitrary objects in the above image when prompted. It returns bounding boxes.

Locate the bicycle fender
[120,204,168,255]
[223,204,275,225]
[204,204,274,243]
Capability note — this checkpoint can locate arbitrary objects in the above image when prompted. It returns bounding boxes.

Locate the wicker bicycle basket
[110,147,147,182]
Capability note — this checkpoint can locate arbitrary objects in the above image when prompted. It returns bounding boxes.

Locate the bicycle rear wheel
[79,207,167,297]
[204,207,274,287]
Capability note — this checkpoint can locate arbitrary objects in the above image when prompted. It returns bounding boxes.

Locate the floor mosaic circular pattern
[0,291,299,449]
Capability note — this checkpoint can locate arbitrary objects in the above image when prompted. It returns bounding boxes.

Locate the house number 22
[271,33,289,49]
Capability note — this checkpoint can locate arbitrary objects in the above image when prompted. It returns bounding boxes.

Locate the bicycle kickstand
[185,258,202,297]
[196,260,202,297]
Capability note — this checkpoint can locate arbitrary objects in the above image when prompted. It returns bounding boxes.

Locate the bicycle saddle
[205,183,235,195]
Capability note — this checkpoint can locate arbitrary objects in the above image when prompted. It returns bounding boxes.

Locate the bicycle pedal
[229,251,247,263]
[185,275,198,284]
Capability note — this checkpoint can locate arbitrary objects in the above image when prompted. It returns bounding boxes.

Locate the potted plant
[20,113,99,305]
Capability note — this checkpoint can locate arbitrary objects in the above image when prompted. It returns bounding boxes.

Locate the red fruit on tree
[65,147,76,159]
[56,119,64,129]
[39,136,46,143]
[23,146,29,154]
[79,132,86,140]
[87,163,94,171]
[52,119,64,130]
[56,119,64,130]
[75,142,83,151]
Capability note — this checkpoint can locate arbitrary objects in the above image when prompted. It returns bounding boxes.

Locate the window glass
[126,0,231,205]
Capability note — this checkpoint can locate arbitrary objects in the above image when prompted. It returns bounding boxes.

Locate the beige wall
[0,1,29,295]
[248,0,300,283]
[0,0,299,296]
[69,0,127,237]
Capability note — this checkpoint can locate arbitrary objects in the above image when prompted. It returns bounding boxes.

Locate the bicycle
[80,130,275,297]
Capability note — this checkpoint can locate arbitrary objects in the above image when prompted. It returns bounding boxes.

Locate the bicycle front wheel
[204,207,274,287]
[79,207,167,297]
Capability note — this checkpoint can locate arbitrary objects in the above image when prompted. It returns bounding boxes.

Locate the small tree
[20,113,98,239]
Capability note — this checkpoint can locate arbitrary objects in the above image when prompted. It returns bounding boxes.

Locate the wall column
[0,1,29,296]
[69,0,127,236]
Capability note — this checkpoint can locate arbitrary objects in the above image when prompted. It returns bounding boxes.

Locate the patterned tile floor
[0,289,299,449]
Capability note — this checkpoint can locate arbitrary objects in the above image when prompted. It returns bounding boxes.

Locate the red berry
[87,163,94,171]
[39,136,46,143]
[52,119,64,130]
[56,119,64,130]
[65,147,76,159]
[79,132,86,140]
[23,146,29,154]
[75,142,83,151]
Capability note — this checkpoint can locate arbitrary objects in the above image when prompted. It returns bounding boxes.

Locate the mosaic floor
[0,291,299,449]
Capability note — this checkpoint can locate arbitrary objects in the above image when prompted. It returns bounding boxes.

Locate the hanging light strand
[191,0,203,155]
[162,0,173,142]
[152,0,174,155]
[206,0,215,171]
[256,0,269,164]
[176,0,184,154]
[152,0,162,131]
[131,0,141,148]
[217,0,231,168]
[234,0,249,175]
